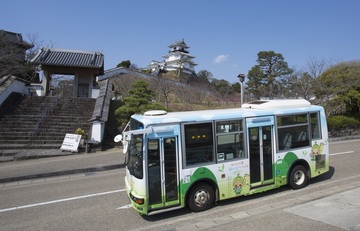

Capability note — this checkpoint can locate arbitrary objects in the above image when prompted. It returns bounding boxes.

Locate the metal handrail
[28,97,58,139]
[28,107,49,137]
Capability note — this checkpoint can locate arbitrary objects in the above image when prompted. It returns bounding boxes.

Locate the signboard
[60,133,82,152]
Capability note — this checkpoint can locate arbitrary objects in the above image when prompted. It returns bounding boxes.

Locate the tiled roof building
[31,48,104,70]
[0,30,33,78]
[0,29,33,49]
[31,47,104,97]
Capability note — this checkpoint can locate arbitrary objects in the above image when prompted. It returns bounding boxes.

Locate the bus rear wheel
[188,183,214,212]
[289,165,309,190]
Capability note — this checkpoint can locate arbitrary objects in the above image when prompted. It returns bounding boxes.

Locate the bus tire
[187,183,214,212]
[289,165,309,190]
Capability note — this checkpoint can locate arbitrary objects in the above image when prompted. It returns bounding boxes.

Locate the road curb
[0,164,124,184]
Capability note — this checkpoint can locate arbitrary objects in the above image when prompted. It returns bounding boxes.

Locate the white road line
[330,151,355,156]
[116,204,132,210]
[0,189,125,213]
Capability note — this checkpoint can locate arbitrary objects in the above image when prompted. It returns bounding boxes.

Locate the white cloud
[213,54,229,64]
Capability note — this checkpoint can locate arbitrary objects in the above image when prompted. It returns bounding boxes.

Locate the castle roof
[168,39,189,49]
[162,51,195,59]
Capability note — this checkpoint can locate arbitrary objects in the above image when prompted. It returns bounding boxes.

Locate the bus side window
[184,122,214,166]
[216,120,245,161]
[292,126,310,148]
[277,113,313,151]
[217,133,245,160]
[311,112,321,139]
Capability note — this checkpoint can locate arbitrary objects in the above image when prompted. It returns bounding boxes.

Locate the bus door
[147,136,180,210]
[246,116,275,188]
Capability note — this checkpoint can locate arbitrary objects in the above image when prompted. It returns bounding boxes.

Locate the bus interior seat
[312,126,319,139]
[296,131,307,142]
[281,133,292,150]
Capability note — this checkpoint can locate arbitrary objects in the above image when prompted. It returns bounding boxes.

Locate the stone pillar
[41,71,51,96]
[73,74,79,97]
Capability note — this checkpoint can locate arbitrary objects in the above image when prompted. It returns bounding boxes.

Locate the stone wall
[328,126,360,138]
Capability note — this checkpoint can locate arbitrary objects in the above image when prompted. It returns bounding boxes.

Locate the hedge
[327,115,360,137]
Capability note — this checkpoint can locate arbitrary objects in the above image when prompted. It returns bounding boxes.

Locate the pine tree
[115,80,166,126]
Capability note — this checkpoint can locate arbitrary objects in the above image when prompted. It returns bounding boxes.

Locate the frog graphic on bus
[233,174,250,195]
[311,142,324,160]
[312,142,326,169]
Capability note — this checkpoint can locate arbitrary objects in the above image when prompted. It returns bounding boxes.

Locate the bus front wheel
[187,183,214,212]
[289,165,309,190]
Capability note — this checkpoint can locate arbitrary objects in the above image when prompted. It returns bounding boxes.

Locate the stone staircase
[0,94,95,154]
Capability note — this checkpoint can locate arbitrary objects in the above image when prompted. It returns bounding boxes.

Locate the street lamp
[237,74,246,107]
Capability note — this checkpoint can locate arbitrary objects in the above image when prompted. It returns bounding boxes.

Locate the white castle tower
[148,39,197,75]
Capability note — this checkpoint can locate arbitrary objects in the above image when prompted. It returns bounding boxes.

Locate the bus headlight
[130,193,144,205]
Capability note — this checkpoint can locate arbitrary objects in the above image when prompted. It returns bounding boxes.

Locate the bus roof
[131,99,322,125]
[241,99,311,109]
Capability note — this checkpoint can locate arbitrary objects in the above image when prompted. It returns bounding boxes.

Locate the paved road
[0,147,124,183]
[0,139,359,230]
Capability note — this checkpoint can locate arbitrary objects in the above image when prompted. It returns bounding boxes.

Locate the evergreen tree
[247,51,293,99]
[115,80,166,126]
[314,61,360,116]
[116,60,131,68]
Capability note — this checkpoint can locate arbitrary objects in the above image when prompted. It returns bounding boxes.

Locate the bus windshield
[126,134,143,179]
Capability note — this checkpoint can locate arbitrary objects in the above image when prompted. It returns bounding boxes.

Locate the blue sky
[2,1,359,83]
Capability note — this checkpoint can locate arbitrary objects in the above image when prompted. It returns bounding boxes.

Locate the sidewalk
[0,147,125,183]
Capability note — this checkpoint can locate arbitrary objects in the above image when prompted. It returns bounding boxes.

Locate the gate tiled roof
[31,47,104,72]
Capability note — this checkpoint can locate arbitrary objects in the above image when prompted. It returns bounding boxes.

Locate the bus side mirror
[114,135,123,143]
[114,134,129,154]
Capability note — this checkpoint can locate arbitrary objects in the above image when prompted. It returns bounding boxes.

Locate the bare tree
[306,56,332,79]
[296,72,314,100]
[0,31,53,81]
[112,74,142,99]
[284,68,315,100]
[0,32,31,79]
[149,74,175,108]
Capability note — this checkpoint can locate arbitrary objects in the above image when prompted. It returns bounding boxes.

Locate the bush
[327,116,360,129]
[75,128,86,137]
[327,115,360,137]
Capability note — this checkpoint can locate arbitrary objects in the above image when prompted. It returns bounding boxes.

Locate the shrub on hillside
[327,115,360,137]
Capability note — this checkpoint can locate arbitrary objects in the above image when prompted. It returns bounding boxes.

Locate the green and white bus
[117,99,329,215]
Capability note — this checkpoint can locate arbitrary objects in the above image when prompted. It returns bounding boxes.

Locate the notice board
[60,133,82,152]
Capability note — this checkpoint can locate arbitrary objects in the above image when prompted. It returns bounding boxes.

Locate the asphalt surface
[0,146,125,183]
[1,139,360,230]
